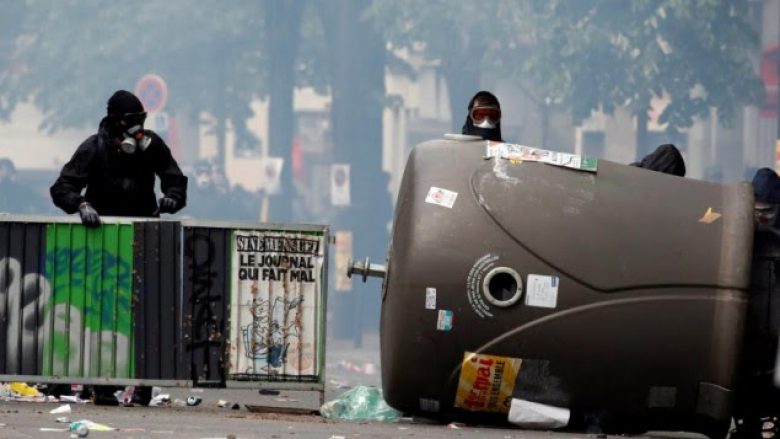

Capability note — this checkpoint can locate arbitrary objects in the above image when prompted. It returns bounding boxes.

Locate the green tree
[265,0,305,221]
[501,0,764,155]
[0,0,266,160]
[315,0,391,345]
[366,0,505,132]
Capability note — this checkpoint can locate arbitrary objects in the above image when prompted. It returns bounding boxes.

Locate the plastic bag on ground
[69,419,115,432]
[319,385,401,422]
[9,382,40,397]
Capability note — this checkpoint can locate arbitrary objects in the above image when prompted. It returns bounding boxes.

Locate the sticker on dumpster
[425,186,458,209]
[454,352,523,413]
[230,230,326,378]
[698,207,722,224]
[525,275,559,309]
[466,253,498,318]
[425,287,437,310]
[486,141,598,173]
[437,310,453,331]
[419,398,440,413]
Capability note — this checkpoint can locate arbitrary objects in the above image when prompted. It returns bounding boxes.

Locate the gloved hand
[78,202,100,227]
[158,197,178,214]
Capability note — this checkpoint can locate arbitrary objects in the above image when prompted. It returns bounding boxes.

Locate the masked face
[470,105,501,129]
[117,111,150,154]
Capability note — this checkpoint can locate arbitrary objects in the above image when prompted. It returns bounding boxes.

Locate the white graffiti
[0,257,130,377]
[0,257,51,374]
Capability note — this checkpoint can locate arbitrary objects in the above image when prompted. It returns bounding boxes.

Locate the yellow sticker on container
[454,352,522,413]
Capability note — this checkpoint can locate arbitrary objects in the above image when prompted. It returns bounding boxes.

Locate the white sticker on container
[425,287,437,310]
[437,310,453,331]
[525,275,559,309]
[425,186,458,209]
[419,398,441,413]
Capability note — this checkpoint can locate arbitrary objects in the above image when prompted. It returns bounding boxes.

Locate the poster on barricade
[229,229,326,380]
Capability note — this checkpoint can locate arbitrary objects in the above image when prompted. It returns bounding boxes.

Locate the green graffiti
[43,223,134,378]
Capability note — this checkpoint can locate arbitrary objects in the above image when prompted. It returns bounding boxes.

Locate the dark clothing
[461,91,503,142]
[51,118,187,217]
[753,168,780,204]
[630,144,686,177]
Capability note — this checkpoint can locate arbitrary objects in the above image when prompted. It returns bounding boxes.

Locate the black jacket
[50,118,188,217]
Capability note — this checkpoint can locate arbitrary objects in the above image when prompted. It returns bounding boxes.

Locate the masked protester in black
[462,91,503,142]
[629,144,686,177]
[51,90,187,227]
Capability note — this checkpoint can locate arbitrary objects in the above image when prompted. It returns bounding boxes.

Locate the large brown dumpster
[378,136,754,437]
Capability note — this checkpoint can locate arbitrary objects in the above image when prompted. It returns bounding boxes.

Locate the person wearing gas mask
[462,90,503,142]
[50,90,187,226]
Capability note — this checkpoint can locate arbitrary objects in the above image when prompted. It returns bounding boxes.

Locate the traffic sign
[135,74,168,113]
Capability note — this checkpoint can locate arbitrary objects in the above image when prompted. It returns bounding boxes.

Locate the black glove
[158,197,178,214]
[78,202,100,227]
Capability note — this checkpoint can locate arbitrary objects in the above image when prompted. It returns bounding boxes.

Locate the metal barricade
[0,215,329,403]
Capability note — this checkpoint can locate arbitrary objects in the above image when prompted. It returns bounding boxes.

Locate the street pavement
[0,334,696,439]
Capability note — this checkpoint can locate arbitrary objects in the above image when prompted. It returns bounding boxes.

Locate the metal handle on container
[347,257,386,283]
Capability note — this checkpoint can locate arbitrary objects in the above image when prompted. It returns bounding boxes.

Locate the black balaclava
[105,90,150,154]
[462,91,503,142]
[105,90,145,138]
[630,144,686,177]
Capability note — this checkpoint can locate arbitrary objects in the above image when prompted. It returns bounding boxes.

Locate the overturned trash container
[369,136,754,438]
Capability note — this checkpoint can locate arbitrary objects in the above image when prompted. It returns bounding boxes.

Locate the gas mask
[470,105,501,129]
[116,111,150,154]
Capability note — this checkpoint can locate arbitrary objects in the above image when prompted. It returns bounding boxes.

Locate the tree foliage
[513,0,763,131]
[367,0,763,143]
[1,0,266,141]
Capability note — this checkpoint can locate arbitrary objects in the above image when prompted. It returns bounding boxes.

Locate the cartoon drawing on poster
[231,231,325,378]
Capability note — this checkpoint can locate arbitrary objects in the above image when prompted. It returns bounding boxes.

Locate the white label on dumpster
[230,230,326,378]
[437,310,453,331]
[425,186,458,209]
[525,275,559,309]
[425,287,437,310]
[486,141,598,173]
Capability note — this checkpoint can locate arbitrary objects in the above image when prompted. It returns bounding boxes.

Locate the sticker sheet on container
[437,310,453,331]
[229,230,326,380]
[454,352,523,413]
[525,274,559,309]
[486,141,598,173]
[425,186,458,208]
[425,287,437,310]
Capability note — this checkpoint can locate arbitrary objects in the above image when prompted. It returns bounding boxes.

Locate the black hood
[99,116,122,141]
[753,167,780,204]
[630,144,686,177]
[461,91,502,142]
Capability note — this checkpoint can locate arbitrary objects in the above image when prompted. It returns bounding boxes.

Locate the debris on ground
[186,396,202,406]
[59,395,89,404]
[320,385,401,422]
[69,419,115,433]
[49,404,71,414]
[148,394,171,407]
[245,405,319,416]
[337,360,377,375]
[328,379,352,390]
[258,389,281,396]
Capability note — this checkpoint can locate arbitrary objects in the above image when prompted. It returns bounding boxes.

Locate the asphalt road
[0,335,707,439]
[0,394,690,439]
